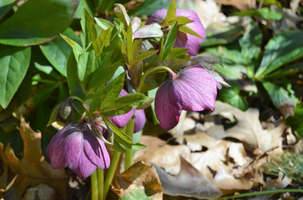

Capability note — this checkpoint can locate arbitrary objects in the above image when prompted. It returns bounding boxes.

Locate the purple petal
[134,109,146,133]
[107,89,135,128]
[175,9,206,55]
[68,147,97,180]
[168,66,217,111]
[46,122,81,169]
[83,129,110,169]
[155,80,182,131]
[146,8,167,24]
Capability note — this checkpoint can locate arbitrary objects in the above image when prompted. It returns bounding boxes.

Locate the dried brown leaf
[154,156,222,199]
[113,161,163,199]
[211,101,284,154]
[2,117,70,200]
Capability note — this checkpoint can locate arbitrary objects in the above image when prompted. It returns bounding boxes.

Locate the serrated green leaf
[170,16,193,25]
[135,50,159,62]
[40,28,80,76]
[61,34,85,62]
[80,8,97,48]
[218,82,248,111]
[94,27,112,59]
[103,116,135,149]
[99,72,125,110]
[66,52,86,99]
[89,85,105,113]
[0,45,31,108]
[74,0,94,19]
[178,25,204,39]
[128,0,170,16]
[101,93,150,116]
[255,30,303,78]
[0,0,79,46]
[79,45,95,89]
[162,0,176,25]
[87,51,118,92]
[95,18,114,30]
[163,22,177,59]
[165,48,188,60]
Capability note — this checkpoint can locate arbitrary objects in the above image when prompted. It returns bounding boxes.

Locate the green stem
[70,96,84,104]
[32,78,59,84]
[103,150,121,200]
[218,189,303,200]
[124,118,135,170]
[137,66,175,93]
[90,170,98,200]
[97,168,104,200]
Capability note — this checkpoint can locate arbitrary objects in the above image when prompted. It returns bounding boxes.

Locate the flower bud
[47,98,74,127]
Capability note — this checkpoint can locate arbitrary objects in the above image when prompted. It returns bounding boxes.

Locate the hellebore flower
[107,89,136,128]
[46,121,110,179]
[146,8,206,56]
[155,66,219,131]
[134,109,146,133]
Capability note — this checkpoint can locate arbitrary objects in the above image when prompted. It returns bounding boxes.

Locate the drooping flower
[134,109,146,133]
[107,89,135,128]
[155,66,220,131]
[146,8,206,56]
[46,121,110,179]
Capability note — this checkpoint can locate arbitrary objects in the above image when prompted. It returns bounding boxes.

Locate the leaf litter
[134,101,295,199]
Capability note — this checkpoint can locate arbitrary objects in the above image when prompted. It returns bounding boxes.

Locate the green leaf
[0,0,80,46]
[101,93,150,116]
[128,0,170,16]
[286,103,303,137]
[135,50,159,62]
[232,7,282,20]
[78,45,95,87]
[200,22,243,48]
[114,3,130,27]
[162,0,176,25]
[93,27,112,59]
[165,48,188,60]
[262,81,298,116]
[90,72,125,112]
[0,45,31,108]
[80,8,97,48]
[255,30,303,78]
[102,116,135,149]
[0,0,15,21]
[133,24,163,39]
[61,34,85,62]
[87,51,118,92]
[264,61,303,79]
[178,25,204,39]
[218,82,249,111]
[73,0,94,19]
[170,16,193,25]
[66,52,86,99]
[40,28,80,76]
[95,18,114,30]
[120,187,154,200]
[239,20,262,79]
[163,22,178,59]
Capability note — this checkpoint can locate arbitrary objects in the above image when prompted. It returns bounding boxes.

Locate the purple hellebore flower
[134,109,146,133]
[107,89,135,128]
[155,66,220,131]
[146,8,206,56]
[46,121,110,179]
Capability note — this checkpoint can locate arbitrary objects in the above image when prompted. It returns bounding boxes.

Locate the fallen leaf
[154,156,222,199]
[2,117,71,200]
[211,101,284,154]
[212,0,256,11]
[113,161,163,200]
